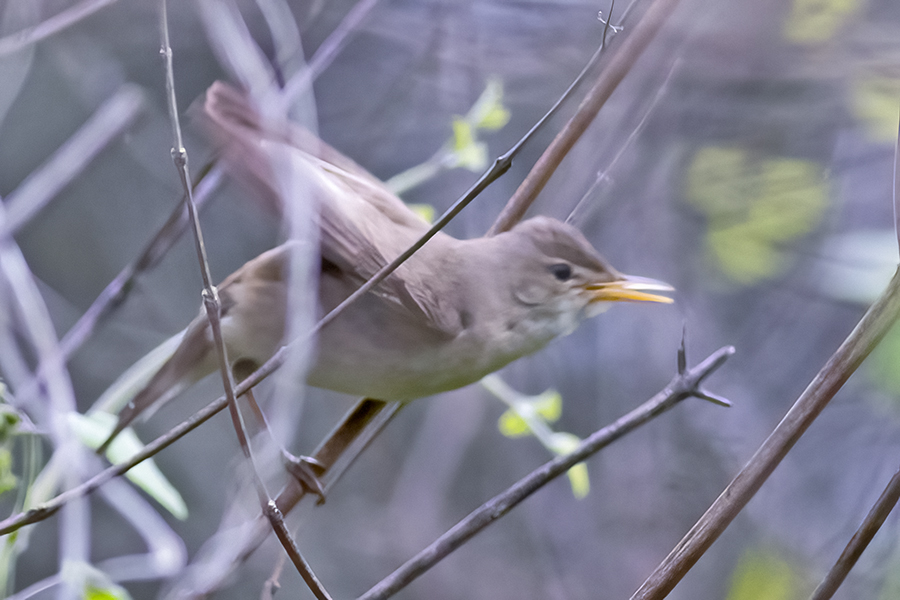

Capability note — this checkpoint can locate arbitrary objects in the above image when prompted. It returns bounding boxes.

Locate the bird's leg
[282,451,327,505]
[232,359,328,504]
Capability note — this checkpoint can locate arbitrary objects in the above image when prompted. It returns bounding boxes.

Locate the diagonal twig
[809,464,900,600]
[358,346,735,600]
[0,0,119,57]
[488,0,683,235]
[631,266,900,599]
[807,100,900,600]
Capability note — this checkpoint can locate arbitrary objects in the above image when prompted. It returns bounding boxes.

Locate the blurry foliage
[851,75,900,143]
[866,320,900,396]
[63,562,131,600]
[783,0,861,45]
[686,147,828,285]
[68,412,188,519]
[0,384,20,502]
[386,77,510,195]
[725,547,801,600]
[878,554,900,600]
[85,584,132,600]
[484,375,590,499]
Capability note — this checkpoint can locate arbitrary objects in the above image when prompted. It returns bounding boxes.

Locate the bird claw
[282,451,327,505]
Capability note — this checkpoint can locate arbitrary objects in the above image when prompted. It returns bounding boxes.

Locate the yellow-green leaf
[783,0,859,45]
[851,76,900,144]
[68,413,188,519]
[408,203,436,223]
[498,409,531,438]
[0,449,16,495]
[534,390,562,422]
[726,548,797,600]
[566,462,590,499]
[85,584,131,600]
[451,118,475,153]
[686,147,827,285]
[479,103,510,131]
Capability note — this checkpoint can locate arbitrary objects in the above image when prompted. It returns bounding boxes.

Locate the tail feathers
[97,358,198,454]
[98,318,215,455]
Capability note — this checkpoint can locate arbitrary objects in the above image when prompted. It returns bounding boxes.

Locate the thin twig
[566,57,681,226]
[60,0,375,368]
[0,85,145,238]
[159,0,247,468]
[162,5,331,595]
[0,0,119,57]
[358,346,735,600]
[488,0,683,235]
[265,501,333,600]
[57,166,222,361]
[809,465,900,600]
[631,267,900,600]
[280,0,382,109]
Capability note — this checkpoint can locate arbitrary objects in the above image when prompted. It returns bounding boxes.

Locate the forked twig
[358,345,734,600]
[0,0,680,543]
[488,0,684,235]
[158,3,332,597]
[631,266,900,599]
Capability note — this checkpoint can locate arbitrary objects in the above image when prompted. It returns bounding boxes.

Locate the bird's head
[502,217,673,338]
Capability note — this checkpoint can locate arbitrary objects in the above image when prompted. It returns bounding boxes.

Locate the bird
[97,81,673,454]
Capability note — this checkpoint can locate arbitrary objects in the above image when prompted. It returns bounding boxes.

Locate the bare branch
[489,0,684,235]
[1,85,145,237]
[0,0,119,57]
[631,267,900,600]
[809,465,900,600]
[359,346,735,600]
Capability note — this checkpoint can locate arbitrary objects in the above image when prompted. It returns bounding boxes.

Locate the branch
[488,0,683,235]
[359,346,735,600]
[631,267,900,600]
[809,464,900,600]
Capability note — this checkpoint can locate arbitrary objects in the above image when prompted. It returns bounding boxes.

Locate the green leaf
[451,118,475,153]
[0,404,20,444]
[478,103,510,131]
[468,78,510,131]
[533,390,562,422]
[61,561,132,600]
[407,203,436,223]
[0,449,16,496]
[549,433,590,499]
[68,413,188,519]
[498,409,531,437]
[783,0,860,45]
[85,584,131,600]
[686,147,827,285]
[851,76,900,144]
[565,462,590,499]
[725,548,798,600]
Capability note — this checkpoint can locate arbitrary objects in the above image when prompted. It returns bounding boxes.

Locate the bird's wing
[202,82,461,337]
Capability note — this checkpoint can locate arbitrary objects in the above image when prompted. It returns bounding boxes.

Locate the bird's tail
[94,321,214,455]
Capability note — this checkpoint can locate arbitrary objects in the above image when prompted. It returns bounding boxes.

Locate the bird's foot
[282,451,327,505]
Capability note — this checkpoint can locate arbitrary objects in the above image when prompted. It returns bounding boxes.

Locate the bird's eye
[548,263,572,281]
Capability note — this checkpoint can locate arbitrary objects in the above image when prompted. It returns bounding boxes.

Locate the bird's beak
[586,275,675,304]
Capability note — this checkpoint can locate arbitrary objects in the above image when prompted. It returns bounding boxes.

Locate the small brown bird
[99,82,673,451]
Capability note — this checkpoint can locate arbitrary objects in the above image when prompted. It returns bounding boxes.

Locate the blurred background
[2,0,900,598]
